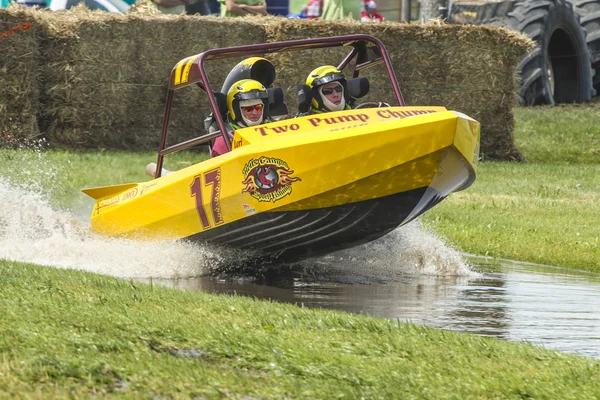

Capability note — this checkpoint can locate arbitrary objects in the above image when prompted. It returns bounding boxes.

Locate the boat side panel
[276,149,444,211]
[233,106,449,146]
[89,111,461,240]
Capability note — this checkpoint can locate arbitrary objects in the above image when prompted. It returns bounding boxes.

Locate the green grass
[422,162,600,271]
[290,0,305,13]
[513,104,600,163]
[2,260,600,398]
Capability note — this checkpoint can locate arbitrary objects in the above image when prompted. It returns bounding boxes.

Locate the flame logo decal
[241,157,300,203]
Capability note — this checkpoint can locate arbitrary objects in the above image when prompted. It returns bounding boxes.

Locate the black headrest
[296,84,313,114]
[214,92,227,117]
[267,87,288,118]
[346,77,370,99]
[267,87,284,106]
[250,59,276,88]
[220,58,276,95]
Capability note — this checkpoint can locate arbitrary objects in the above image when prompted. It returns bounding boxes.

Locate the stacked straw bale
[39,8,267,149]
[0,6,531,159]
[267,19,532,160]
[0,7,42,144]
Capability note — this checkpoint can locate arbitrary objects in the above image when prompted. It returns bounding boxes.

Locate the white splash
[0,177,218,279]
[300,221,478,282]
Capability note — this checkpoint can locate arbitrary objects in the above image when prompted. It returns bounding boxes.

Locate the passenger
[305,65,352,114]
[211,79,269,158]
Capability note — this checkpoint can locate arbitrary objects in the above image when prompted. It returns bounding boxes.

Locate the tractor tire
[571,0,600,90]
[507,0,593,104]
[475,0,515,25]
[469,0,594,105]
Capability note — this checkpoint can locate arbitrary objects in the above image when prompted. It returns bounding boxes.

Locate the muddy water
[152,257,600,359]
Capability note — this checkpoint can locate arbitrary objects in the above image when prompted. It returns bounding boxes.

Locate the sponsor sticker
[241,156,300,203]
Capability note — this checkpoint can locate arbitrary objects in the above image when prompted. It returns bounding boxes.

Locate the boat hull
[188,187,429,260]
[83,107,480,262]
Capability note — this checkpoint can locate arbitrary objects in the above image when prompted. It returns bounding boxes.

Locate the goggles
[241,103,264,112]
[321,85,343,95]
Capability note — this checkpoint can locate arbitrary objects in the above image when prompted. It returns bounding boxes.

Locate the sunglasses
[241,103,263,112]
[321,86,343,95]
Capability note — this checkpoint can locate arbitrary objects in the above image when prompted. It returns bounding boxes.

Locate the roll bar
[156,34,405,178]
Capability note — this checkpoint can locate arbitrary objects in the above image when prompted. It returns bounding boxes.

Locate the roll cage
[155,34,406,178]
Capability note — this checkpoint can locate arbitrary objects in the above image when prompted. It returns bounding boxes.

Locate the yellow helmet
[306,65,347,111]
[226,79,269,127]
[306,65,346,88]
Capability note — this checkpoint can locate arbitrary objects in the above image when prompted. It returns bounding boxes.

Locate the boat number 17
[190,167,224,230]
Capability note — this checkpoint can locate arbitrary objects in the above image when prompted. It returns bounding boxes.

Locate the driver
[305,65,352,114]
[211,78,269,157]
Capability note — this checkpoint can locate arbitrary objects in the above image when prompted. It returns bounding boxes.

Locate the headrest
[296,84,313,114]
[267,87,288,119]
[214,92,227,117]
[220,57,276,95]
[249,58,276,88]
[346,77,370,99]
[267,87,284,106]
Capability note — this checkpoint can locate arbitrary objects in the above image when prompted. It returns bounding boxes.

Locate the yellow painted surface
[84,107,480,240]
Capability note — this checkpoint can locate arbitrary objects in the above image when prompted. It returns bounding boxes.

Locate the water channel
[152,256,600,360]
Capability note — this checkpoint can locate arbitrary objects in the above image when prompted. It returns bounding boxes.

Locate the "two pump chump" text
[253,109,438,136]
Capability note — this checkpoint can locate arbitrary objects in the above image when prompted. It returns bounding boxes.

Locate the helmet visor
[236,90,269,100]
[313,72,345,87]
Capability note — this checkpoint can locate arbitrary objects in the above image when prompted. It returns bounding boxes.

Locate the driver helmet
[227,79,269,127]
[306,65,348,112]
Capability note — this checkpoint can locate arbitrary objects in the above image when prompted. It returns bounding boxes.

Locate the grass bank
[2,260,600,398]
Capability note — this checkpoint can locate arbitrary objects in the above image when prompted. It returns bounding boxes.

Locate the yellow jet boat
[83,35,480,262]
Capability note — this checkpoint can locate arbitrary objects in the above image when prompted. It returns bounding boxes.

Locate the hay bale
[0,7,42,144]
[266,18,532,160]
[39,7,268,149]
[0,8,532,159]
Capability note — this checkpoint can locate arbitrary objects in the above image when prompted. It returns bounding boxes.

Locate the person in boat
[147,79,269,174]
[303,65,352,115]
[211,78,269,158]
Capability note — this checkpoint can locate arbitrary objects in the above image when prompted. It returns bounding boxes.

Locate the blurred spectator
[321,0,344,20]
[153,0,186,14]
[219,0,266,17]
[186,0,211,15]
[361,0,384,22]
[302,0,323,19]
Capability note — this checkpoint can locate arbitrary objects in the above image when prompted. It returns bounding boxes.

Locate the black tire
[571,0,600,90]
[475,0,515,24]
[465,0,594,105]
[507,0,593,104]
